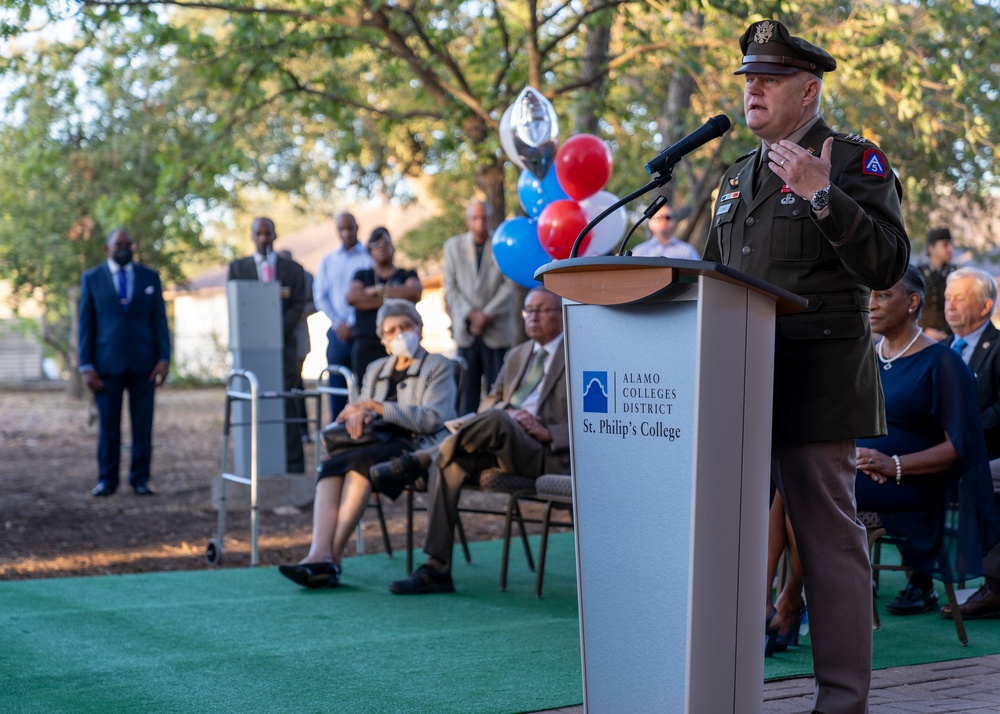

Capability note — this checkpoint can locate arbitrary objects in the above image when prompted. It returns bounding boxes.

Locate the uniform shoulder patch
[862,148,887,178]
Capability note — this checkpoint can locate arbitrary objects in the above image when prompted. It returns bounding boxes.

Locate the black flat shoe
[278,562,340,589]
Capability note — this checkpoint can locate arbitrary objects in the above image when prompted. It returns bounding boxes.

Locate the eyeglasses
[522,308,559,319]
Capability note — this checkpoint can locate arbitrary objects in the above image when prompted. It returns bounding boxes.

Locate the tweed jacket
[227,255,308,364]
[479,337,570,471]
[704,118,910,442]
[78,262,171,377]
[443,231,514,349]
[968,322,1000,460]
[361,347,457,440]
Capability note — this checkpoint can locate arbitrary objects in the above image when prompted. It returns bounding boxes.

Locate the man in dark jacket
[702,20,910,714]
[943,266,1000,620]
[228,217,309,472]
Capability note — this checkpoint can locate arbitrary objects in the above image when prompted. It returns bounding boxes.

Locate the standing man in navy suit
[79,228,171,497]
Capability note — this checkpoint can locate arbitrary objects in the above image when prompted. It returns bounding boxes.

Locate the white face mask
[387,330,421,358]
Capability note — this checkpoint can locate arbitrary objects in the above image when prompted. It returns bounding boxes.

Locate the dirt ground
[0,384,535,581]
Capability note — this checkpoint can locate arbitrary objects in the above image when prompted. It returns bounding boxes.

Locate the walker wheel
[206,538,223,565]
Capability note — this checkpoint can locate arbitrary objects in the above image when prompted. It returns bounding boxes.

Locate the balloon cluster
[492,87,626,288]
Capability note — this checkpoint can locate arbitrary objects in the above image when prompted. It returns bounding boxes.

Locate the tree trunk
[573,21,612,135]
[65,286,83,399]
[476,156,506,234]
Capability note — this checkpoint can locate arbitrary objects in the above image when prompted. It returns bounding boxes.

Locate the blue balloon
[491,217,551,289]
[517,166,569,218]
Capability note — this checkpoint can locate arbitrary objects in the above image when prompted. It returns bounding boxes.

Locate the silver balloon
[498,105,526,170]
[510,86,559,179]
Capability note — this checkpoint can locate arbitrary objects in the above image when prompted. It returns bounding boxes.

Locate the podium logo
[582,371,609,413]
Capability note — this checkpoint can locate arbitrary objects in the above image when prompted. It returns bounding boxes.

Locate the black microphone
[644,115,731,175]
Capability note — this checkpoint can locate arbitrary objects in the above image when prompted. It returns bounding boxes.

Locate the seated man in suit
[370,286,568,594]
[942,266,1000,619]
[228,217,309,472]
[79,228,171,496]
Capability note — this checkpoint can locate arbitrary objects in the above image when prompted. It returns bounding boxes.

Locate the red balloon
[555,134,613,201]
[537,200,590,260]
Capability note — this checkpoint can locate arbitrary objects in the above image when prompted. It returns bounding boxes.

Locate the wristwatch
[810,184,831,211]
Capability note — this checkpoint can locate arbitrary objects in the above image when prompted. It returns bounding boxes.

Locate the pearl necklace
[877,328,923,370]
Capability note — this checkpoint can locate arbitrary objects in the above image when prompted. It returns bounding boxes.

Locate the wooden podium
[536,257,806,714]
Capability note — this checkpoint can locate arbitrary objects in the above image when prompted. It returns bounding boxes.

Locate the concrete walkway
[534,654,1000,713]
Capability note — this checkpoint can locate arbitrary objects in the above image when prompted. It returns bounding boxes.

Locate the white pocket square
[144,285,154,295]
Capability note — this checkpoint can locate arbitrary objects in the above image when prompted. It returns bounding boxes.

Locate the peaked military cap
[734,20,837,77]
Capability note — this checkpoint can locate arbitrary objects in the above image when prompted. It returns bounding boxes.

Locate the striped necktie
[509,348,547,409]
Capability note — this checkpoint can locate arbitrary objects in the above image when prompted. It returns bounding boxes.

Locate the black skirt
[318,437,413,483]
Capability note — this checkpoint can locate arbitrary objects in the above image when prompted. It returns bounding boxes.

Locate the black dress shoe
[91,482,116,497]
[370,453,425,499]
[388,563,455,595]
[885,581,938,615]
[278,562,340,589]
[132,484,155,496]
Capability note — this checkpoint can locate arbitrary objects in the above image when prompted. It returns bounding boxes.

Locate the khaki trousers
[772,440,872,714]
[423,410,544,565]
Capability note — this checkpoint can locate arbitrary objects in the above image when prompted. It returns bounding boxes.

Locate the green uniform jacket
[703,118,910,443]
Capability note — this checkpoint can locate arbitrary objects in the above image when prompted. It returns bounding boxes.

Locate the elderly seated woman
[855,265,1000,614]
[279,299,457,588]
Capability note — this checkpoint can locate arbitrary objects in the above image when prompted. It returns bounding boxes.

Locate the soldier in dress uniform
[703,20,910,714]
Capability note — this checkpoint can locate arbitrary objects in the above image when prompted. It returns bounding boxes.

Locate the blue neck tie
[952,337,967,355]
[117,268,128,308]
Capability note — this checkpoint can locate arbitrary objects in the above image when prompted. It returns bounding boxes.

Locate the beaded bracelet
[891,454,902,486]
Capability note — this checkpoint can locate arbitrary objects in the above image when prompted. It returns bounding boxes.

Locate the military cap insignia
[863,148,887,178]
[754,21,775,44]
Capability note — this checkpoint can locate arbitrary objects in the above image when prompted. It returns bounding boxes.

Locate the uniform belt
[802,292,870,313]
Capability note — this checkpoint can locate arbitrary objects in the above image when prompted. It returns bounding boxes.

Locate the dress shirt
[313,243,371,329]
[517,334,563,417]
[106,258,134,303]
[953,321,990,365]
[630,236,700,260]
[253,251,277,282]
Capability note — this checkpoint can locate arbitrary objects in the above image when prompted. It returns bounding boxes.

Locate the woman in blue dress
[856,266,1000,615]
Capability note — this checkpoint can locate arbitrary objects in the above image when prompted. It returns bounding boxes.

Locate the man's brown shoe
[939,584,1000,620]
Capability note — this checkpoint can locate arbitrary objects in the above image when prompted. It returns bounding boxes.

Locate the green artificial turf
[0,535,581,714]
[3,534,998,713]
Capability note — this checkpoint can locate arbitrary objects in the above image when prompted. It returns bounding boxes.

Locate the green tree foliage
[1,0,998,273]
[0,21,255,374]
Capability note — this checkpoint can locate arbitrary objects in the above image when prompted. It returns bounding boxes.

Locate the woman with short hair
[278,299,455,588]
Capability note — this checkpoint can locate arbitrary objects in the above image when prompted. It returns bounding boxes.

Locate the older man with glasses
[630,205,700,259]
